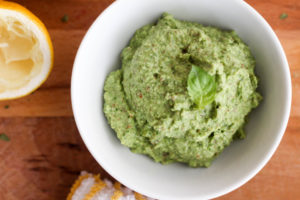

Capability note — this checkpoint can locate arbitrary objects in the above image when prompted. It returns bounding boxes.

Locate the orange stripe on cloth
[83,174,106,200]
[135,192,147,200]
[111,190,123,200]
[114,182,121,190]
[66,174,91,200]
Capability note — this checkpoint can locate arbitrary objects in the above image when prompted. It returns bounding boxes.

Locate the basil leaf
[187,65,216,109]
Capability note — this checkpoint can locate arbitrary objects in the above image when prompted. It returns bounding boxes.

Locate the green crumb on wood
[4,105,9,109]
[61,14,69,23]
[0,133,10,141]
[280,13,288,19]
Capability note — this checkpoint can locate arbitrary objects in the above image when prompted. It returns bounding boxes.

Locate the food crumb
[61,14,69,23]
[280,13,288,20]
[4,105,9,109]
[0,133,10,141]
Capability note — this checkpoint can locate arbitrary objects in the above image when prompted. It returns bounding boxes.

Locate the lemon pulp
[0,16,43,93]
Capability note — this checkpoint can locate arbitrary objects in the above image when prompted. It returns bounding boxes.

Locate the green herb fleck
[4,105,9,109]
[0,133,10,141]
[187,65,216,109]
[280,13,288,20]
[61,14,69,23]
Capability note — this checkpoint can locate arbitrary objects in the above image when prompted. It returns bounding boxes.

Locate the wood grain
[0,0,299,200]
[0,117,111,200]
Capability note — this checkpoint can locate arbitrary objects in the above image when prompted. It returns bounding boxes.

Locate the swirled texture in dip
[103,13,261,167]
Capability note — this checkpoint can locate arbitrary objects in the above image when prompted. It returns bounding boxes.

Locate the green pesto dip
[104,13,261,167]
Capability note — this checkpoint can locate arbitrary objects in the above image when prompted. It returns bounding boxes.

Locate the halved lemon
[0,1,53,100]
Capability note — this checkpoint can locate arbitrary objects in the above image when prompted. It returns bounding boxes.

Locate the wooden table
[0,0,299,199]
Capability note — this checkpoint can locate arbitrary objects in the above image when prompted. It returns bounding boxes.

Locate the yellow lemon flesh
[0,1,53,100]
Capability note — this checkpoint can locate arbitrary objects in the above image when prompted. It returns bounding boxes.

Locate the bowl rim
[71,0,292,199]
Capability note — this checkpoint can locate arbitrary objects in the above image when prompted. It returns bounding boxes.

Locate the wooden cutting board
[0,0,299,199]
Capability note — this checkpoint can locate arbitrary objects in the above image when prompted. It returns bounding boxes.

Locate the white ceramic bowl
[71,0,292,199]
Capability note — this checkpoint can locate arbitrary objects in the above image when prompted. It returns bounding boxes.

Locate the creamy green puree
[104,13,261,167]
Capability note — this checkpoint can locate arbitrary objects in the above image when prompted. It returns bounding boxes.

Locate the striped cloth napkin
[67,171,155,200]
